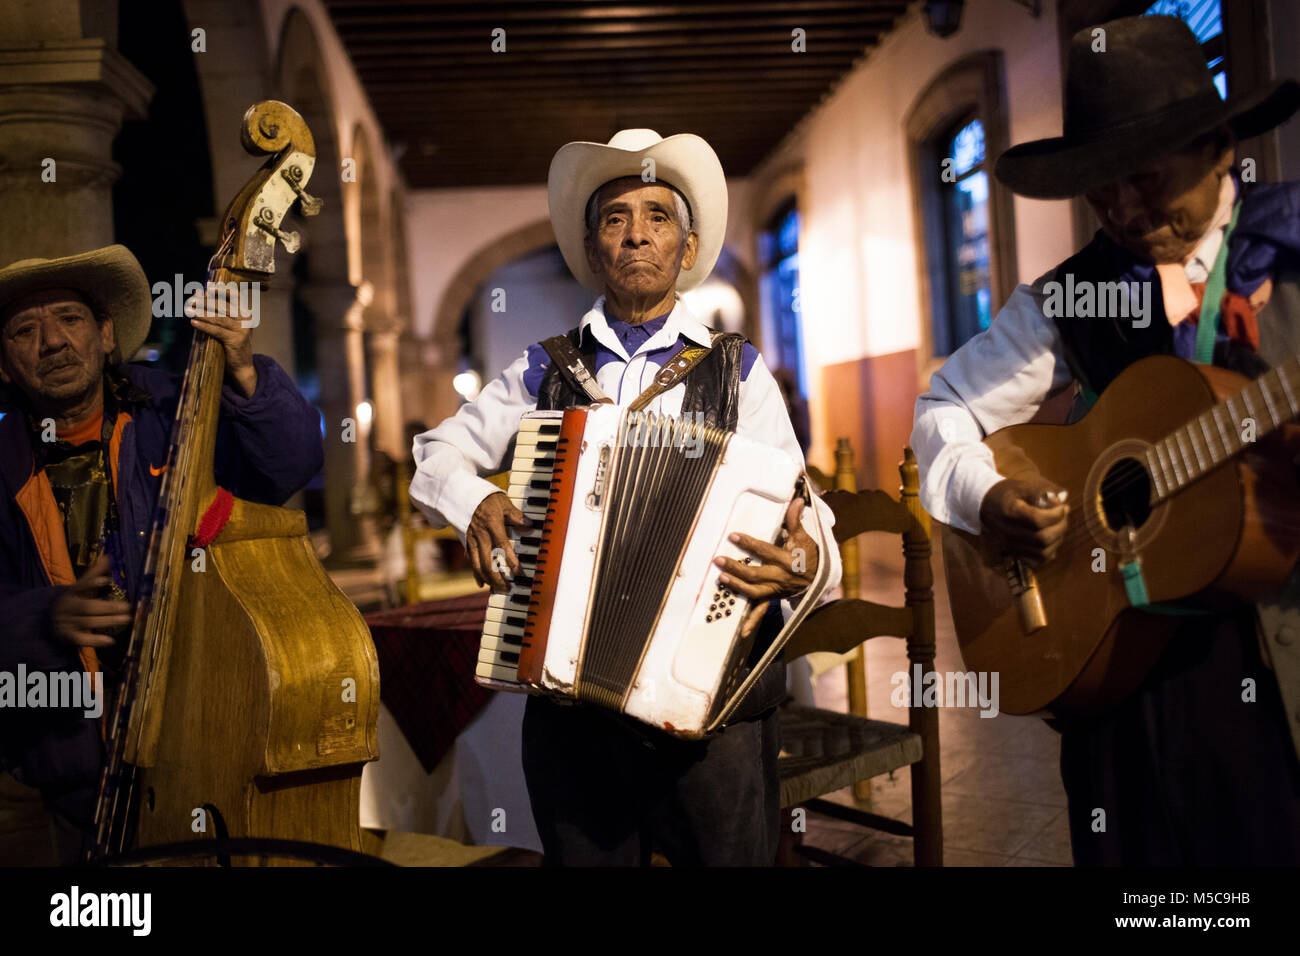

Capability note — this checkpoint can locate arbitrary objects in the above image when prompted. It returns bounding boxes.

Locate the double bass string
[93,232,234,856]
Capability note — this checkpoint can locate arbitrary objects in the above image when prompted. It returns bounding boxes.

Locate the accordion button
[706,615,713,622]
[725,609,732,616]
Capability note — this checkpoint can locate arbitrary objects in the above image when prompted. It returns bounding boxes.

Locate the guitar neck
[1146,355,1300,504]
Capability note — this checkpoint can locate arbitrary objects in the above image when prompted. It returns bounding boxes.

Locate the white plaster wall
[406,176,755,343]
[757,0,1073,367]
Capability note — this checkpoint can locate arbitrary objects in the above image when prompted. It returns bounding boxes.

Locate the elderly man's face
[584,177,698,304]
[0,287,115,410]
[1084,132,1235,264]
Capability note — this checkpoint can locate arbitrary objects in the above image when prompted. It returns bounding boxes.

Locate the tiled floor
[799,533,1075,866]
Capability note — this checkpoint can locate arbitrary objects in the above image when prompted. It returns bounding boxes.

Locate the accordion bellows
[477,404,812,737]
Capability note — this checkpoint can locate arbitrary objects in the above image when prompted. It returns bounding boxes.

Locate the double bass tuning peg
[255,206,301,254]
[281,165,322,217]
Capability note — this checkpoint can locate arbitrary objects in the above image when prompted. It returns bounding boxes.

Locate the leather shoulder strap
[628,333,717,413]
[540,334,612,404]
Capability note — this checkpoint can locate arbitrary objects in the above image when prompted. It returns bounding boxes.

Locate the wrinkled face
[0,287,114,409]
[583,177,698,301]
[1084,133,1235,264]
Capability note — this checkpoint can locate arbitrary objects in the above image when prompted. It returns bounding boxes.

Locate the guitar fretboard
[1144,356,1300,503]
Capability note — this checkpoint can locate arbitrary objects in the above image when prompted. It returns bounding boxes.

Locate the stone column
[0,34,152,263]
[366,319,405,461]
[301,280,378,565]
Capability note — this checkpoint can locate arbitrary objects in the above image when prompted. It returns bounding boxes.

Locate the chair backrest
[784,444,935,671]
[397,472,508,604]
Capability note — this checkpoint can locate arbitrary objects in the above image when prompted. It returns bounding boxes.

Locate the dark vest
[1049,188,1298,399]
[534,326,749,429]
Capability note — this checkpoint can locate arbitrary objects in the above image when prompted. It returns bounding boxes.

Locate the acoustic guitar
[941,352,1300,716]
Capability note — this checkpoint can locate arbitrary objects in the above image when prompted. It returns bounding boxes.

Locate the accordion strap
[543,330,718,410]
[541,334,613,404]
[627,335,717,412]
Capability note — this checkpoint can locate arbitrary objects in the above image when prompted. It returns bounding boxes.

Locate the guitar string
[985,363,1300,567]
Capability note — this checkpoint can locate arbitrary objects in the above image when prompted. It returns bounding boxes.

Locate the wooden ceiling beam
[326,1,907,25]
[334,17,896,42]
[345,37,875,57]
[355,63,850,83]
[359,69,841,89]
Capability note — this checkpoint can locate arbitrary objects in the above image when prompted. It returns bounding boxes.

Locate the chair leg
[911,704,943,866]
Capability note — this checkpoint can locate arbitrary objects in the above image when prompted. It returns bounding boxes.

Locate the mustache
[38,353,81,375]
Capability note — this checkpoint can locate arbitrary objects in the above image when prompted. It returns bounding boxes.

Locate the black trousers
[521,694,781,866]
[1057,605,1300,865]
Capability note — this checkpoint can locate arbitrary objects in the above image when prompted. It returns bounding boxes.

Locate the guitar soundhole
[1099,457,1152,531]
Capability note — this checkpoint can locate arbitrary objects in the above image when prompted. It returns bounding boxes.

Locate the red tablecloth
[364,592,491,773]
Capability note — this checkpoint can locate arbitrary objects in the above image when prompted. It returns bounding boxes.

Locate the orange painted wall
[819,349,920,494]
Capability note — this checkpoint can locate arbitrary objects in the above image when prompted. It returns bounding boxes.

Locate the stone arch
[417,218,556,426]
[348,123,394,317]
[275,6,375,562]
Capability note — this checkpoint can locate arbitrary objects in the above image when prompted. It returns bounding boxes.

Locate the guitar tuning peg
[297,192,323,217]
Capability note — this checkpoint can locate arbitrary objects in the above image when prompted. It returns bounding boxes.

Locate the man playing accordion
[410,129,840,866]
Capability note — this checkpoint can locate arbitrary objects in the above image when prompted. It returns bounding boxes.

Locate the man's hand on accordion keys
[467,491,533,592]
[714,498,820,638]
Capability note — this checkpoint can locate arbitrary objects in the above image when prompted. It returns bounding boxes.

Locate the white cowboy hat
[547,128,728,293]
[0,245,151,360]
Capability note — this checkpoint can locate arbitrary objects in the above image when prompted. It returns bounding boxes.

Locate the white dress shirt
[911,174,1238,534]
[410,293,841,592]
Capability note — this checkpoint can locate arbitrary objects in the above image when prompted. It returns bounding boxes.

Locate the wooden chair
[395,473,506,605]
[778,443,942,866]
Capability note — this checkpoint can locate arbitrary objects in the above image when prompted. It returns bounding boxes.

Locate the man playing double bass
[912,16,1300,864]
[0,245,324,864]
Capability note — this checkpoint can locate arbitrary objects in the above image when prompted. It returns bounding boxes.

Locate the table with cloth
[359,593,541,852]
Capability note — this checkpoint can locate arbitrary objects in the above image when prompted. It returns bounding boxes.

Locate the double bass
[91,101,380,863]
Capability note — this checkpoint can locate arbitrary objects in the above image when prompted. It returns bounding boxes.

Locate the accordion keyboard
[475,411,563,688]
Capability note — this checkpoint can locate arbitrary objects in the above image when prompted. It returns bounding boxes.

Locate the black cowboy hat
[995,15,1300,200]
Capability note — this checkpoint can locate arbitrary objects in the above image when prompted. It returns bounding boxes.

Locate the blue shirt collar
[579,295,714,360]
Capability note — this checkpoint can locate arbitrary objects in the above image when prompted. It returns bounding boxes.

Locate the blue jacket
[0,354,324,796]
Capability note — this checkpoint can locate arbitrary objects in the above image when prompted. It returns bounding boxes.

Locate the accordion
[476,404,831,738]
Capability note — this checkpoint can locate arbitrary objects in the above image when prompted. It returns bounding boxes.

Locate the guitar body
[942,354,1300,716]
[134,497,380,863]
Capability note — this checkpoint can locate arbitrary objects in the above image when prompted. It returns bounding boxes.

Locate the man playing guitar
[912,15,1300,864]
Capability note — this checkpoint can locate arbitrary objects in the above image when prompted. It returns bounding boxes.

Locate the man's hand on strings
[467,492,532,593]
[715,498,819,638]
[979,477,1069,565]
[185,282,258,398]
[51,555,132,648]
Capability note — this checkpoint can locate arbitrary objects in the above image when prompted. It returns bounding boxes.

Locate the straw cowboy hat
[548,128,728,292]
[0,245,152,360]
[996,15,1300,199]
